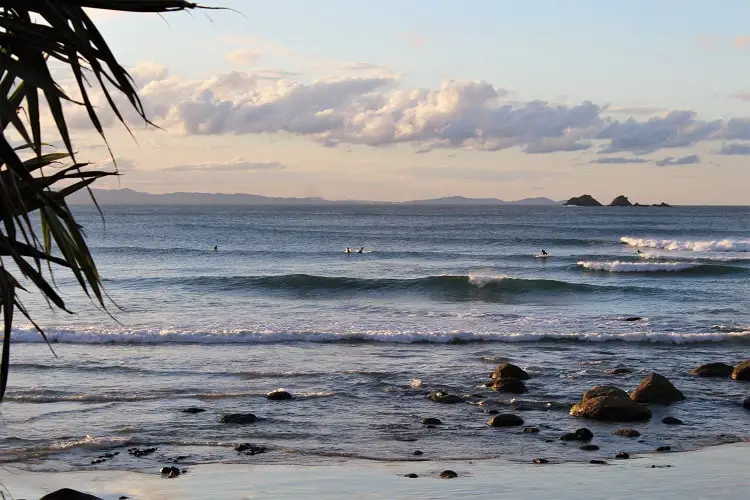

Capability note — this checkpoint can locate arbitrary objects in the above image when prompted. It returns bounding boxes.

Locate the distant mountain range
[67,188,560,206]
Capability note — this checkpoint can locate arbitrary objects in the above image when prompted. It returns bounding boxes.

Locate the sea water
[1,205,748,471]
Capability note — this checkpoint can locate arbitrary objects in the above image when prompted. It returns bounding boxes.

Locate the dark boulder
[564,194,602,207]
[523,427,540,434]
[491,363,530,381]
[656,446,672,452]
[40,489,102,500]
[630,373,685,404]
[267,389,293,401]
[615,452,630,459]
[234,443,267,455]
[614,428,641,437]
[220,413,257,424]
[691,362,734,378]
[532,458,549,464]
[731,360,750,381]
[607,367,633,375]
[404,473,419,478]
[623,317,642,322]
[160,466,181,478]
[439,470,458,479]
[560,428,593,442]
[652,202,672,207]
[491,377,528,394]
[487,414,524,427]
[428,391,463,404]
[589,460,608,465]
[743,397,750,410]
[609,195,632,207]
[413,450,423,456]
[580,444,600,451]
[662,416,684,425]
[421,417,443,425]
[181,407,206,414]
[570,385,652,422]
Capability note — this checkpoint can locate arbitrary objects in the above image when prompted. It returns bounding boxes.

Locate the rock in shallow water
[662,416,684,425]
[607,367,633,375]
[491,377,528,394]
[220,413,258,424]
[614,428,641,437]
[40,489,102,500]
[428,391,463,404]
[615,452,630,459]
[439,470,458,479]
[491,363,530,381]
[404,473,419,478]
[580,444,600,451]
[691,362,734,378]
[532,457,549,464]
[487,414,524,427]
[743,397,750,410]
[267,389,293,400]
[523,426,540,434]
[181,407,206,414]
[589,459,608,465]
[630,373,685,404]
[560,428,594,442]
[732,360,750,381]
[421,417,442,425]
[570,386,651,422]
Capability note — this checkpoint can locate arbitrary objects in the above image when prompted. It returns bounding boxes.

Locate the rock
[609,195,633,207]
[491,363,530,381]
[623,317,642,322]
[630,373,685,404]
[128,447,157,457]
[181,407,206,414]
[160,466,181,478]
[743,397,750,410]
[570,386,652,422]
[267,389,293,401]
[234,443,267,455]
[652,202,672,207]
[486,409,499,415]
[119,497,129,500]
[589,460,608,465]
[691,362,734,378]
[564,194,602,207]
[580,444,600,451]
[428,391,463,404]
[488,413,524,427]
[532,458,549,464]
[607,367,633,375]
[615,452,630,459]
[656,446,672,452]
[40,489,102,500]
[421,417,443,425]
[439,470,458,479]
[614,428,641,438]
[662,416,684,425]
[159,467,172,474]
[404,473,419,478]
[413,450,423,456]
[560,428,593,442]
[731,360,750,381]
[491,377,528,394]
[220,413,257,424]
[523,427,540,434]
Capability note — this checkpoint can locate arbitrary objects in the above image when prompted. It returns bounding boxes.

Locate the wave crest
[578,260,744,274]
[621,237,750,252]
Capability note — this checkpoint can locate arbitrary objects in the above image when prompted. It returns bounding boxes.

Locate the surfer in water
[540,249,548,256]
[357,247,364,254]
[635,249,642,255]
[214,245,218,252]
[345,247,351,254]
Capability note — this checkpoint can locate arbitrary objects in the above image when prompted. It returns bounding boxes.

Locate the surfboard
[535,254,550,259]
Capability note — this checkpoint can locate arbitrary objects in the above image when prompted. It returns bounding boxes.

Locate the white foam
[621,237,750,252]
[467,273,508,286]
[9,326,750,345]
[577,260,699,272]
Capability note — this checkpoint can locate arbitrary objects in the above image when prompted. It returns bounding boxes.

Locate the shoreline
[3,442,749,499]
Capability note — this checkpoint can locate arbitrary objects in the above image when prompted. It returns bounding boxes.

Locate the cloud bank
[64,62,750,159]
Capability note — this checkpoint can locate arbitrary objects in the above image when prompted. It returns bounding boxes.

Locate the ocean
[1,204,749,471]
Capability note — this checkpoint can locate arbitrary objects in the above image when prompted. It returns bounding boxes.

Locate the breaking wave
[621,237,750,252]
[577,261,744,274]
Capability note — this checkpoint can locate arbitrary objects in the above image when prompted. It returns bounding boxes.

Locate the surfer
[540,249,548,256]
[635,249,642,255]
[214,245,218,252]
[357,247,364,254]
[345,247,351,254]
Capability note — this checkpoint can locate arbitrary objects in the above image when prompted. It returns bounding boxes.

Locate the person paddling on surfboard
[345,247,351,254]
[540,249,548,256]
[357,247,364,254]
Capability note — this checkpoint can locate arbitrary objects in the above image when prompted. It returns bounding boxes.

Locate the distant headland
[564,194,672,207]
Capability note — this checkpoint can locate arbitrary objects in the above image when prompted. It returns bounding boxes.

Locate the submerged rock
[523,427,540,434]
[614,428,641,438]
[580,444,600,451]
[570,385,652,422]
[267,389,293,401]
[40,489,102,500]
[743,397,750,410]
[560,428,594,442]
[428,391,463,404]
[615,452,630,459]
[491,377,528,394]
[220,413,257,424]
[234,443,268,455]
[439,470,458,479]
[656,446,672,452]
[691,363,734,378]
[607,367,633,375]
[181,407,206,414]
[491,363,530,381]
[532,457,549,464]
[589,459,608,465]
[731,360,750,381]
[487,413,524,427]
[662,416,684,425]
[404,473,419,478]
[421,417,443,425]
[630,373,685,404]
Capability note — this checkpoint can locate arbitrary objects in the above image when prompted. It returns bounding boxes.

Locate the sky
[60,1,750,204]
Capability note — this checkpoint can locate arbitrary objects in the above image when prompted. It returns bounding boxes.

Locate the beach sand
[3,443,748,499]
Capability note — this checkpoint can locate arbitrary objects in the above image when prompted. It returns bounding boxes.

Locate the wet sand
[3,442,748,499]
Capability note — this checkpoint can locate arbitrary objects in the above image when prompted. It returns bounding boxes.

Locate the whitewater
[2,204,749,472]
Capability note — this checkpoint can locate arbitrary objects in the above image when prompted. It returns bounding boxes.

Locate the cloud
[591,156,648,164]
[62,60,750,158]
[226,49,262,67]
[654,154,700,166]
[606,106,667,116]
[164,158,287,172]
[734,35,750,49]
[716,142,750,155]
[728,92,750,101]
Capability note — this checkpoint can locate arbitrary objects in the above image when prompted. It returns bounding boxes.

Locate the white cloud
[226,49,262,67]
[164,158,287,172]
[591,156,649,164]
